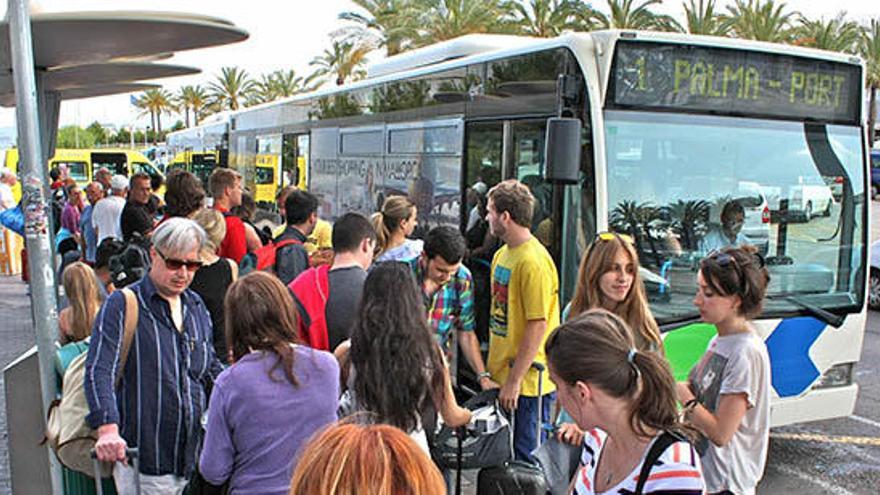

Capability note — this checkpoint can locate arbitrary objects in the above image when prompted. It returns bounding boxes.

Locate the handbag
[533,433,581,495]
[430,389,513,470]
[0,202,24,236]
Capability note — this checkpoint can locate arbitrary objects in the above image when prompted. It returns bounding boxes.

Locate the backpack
[288,265,331,350]
[45,289,139,478]
[239,238,302,277]
[110,234,151,288]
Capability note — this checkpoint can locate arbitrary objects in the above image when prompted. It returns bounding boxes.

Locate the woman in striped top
[545,310,705,495]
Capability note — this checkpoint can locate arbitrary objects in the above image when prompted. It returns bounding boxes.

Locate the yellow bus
[3,148,164,201]
[167,150,219,187]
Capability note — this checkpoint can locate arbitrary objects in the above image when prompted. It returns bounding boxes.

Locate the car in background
[871,149,880,200]
[870,239,880,310]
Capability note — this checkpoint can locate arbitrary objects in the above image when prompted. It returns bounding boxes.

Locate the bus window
[91,152,127,176]
[53,161,89,183]
[255,166,274,185]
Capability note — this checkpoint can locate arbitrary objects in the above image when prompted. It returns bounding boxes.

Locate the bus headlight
[812,363,854,389]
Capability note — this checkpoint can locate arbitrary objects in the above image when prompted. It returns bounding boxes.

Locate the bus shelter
[1,5,247,492]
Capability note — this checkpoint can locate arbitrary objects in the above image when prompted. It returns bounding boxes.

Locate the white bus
[225,31,869,426]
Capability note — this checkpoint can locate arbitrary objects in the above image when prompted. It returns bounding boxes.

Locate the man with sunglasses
[85,218,223,493]
[699,201,752,256]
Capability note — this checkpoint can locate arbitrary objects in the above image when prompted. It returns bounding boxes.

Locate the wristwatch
[477,371,492,380]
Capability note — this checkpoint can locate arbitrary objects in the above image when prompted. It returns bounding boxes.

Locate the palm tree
[310,41,372,86]
[661,199,710,251]
[136,88,174,144]
[610,200,664,267]
[725,0,795,43]
[792,13,861,53]
[681,0,732,36]
[589,0,679,32]
[339,0,421,56]
[249,73,281,105]
[862,19,880,148]
[509,0,580,38]
[208,67,254,111]
[415,0,517,45]
[177,85,208,127]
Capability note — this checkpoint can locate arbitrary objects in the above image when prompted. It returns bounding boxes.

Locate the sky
[0,0,877,132]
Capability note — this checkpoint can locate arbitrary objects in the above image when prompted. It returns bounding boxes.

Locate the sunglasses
[585,231,635,259]
[597,232,634,244]
[705,248,765,270]
[156,248,203,272]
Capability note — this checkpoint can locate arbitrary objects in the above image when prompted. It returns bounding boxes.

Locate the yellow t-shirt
[488,237,559,397]
[272,218,333,255]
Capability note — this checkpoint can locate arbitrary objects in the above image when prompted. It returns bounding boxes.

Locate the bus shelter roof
[0,10,248,106]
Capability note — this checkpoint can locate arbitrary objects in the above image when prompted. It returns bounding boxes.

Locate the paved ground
[0,200,877,494]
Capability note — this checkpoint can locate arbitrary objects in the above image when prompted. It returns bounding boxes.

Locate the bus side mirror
[544,117,581,184]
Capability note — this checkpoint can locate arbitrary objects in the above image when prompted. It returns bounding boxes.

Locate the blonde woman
[56,262,115,493]
[371,195,422,262]
[567,232,662,351]
[192,208,238,363]
[58,261,104,347]
[558,232,662,446]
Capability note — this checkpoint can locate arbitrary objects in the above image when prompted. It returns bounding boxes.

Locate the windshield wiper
[659,315,703,333]
[770,295,845,328]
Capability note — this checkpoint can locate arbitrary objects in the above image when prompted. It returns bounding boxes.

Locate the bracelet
[684,398,699,409]
[477,371,492,380]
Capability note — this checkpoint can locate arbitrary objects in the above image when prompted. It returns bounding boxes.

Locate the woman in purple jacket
[199,272,340,494]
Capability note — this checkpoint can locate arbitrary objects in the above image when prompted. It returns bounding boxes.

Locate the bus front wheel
[870,268,880,311]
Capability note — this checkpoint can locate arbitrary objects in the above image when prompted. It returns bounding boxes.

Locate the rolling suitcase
[91,448,140,495]
[477,363,549,495]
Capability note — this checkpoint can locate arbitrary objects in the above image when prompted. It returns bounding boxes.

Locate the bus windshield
[603,110,865,323]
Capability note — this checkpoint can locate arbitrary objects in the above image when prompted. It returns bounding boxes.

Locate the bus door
[282,133,309,191]
[255,135,282,207]
[464,119,558,255]
[463,118,557,343]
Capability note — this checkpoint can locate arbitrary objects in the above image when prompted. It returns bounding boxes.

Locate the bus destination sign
[610,40,861,124]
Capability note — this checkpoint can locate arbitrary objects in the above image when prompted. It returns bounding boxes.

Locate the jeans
[513,392,556,463]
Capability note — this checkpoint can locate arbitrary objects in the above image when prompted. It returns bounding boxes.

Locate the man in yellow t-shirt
[486,179,559,463]
[274,185,333,255]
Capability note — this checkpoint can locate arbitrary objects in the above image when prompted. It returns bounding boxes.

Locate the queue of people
[45,170,773,495]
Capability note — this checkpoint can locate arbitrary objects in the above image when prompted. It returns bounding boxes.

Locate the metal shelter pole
[8,0,63,492]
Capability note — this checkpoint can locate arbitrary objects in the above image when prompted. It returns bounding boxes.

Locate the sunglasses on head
[586,231,635,258]
[705,248,765,270]
[156,248,203,272]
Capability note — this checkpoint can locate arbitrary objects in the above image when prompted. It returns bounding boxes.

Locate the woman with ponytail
[371,195,422,262]
[545,309,704,495]
[199,272,340,494]
[677,245,771,495]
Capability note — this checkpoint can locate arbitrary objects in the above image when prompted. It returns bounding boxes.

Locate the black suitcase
[477,459,548,494]
[477,362,550,495]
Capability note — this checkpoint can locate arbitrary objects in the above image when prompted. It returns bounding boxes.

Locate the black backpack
[110,234,151,288]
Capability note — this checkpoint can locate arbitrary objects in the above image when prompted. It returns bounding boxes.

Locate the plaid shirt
[407,257,476,349]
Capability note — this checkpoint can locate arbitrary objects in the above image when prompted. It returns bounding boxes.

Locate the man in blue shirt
[85,218,222,493]
[699,201,752,256]
[78,181,102,264]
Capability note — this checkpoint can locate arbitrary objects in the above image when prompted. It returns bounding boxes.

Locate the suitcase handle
[90,447,140,495]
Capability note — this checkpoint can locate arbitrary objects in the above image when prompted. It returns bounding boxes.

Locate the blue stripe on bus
[765,317,826,397]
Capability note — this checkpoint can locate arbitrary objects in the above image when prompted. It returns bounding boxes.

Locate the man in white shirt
[92,174,128,244]
[0,167,15,211]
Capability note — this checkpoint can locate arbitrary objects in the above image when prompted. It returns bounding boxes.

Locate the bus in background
[168,111,308,210]
[2,147,164,201]
[218,31,869,428]
[166,113,231,188]
[167,149,220,186]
